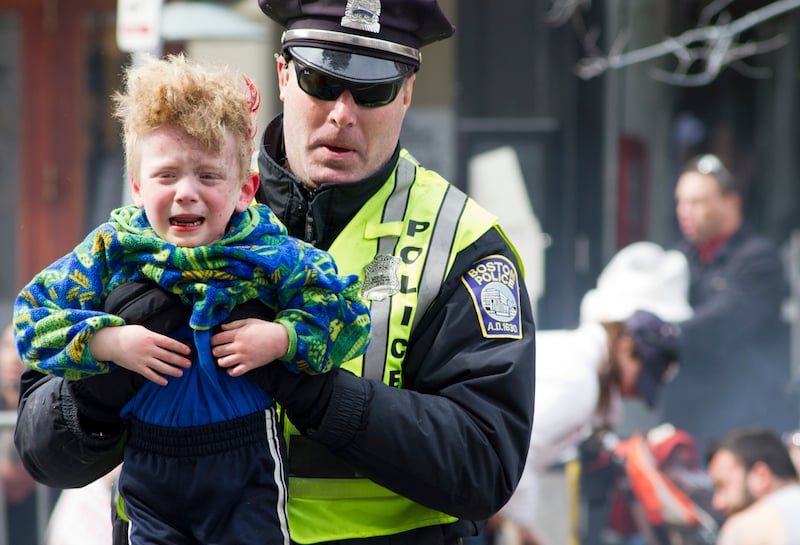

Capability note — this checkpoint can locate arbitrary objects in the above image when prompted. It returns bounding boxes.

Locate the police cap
[258,0,455,84]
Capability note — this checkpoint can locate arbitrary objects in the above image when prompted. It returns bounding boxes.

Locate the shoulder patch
[461,255,523,339]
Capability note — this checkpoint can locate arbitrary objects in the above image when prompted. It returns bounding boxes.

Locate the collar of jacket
[680,224,749,266]
[256,114,400,250]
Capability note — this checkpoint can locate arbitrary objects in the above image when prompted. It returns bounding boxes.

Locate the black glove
[227,299,331,433]
[247,364,337,434]
[69,281,192,431]
[68,371,145,432]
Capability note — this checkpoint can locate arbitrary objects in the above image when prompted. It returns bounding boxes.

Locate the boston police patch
[461,255,522,339]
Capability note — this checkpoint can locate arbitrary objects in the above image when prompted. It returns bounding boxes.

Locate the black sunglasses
[292,59,405,108]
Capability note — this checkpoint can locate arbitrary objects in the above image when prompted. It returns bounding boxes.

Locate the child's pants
[119,407,289,545]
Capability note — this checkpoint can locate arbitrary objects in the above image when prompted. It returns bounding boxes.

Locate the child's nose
[174,177,200,201]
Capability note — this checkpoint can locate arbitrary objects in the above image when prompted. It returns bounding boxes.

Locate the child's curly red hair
[113,53,260,181]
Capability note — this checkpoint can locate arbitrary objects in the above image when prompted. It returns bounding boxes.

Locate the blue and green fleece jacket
[14,204,371,426]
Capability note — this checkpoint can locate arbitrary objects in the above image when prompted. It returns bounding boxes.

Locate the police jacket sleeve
[14,368,126,488]
[13,280,190,488]
[268,228,536,520]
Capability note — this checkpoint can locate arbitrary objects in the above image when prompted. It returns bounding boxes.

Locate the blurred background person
[662,153,797,454]
[707,426,800,545]
[475,242,690,545]
[45,465,119,545]
[0,323,38,545]
[0,324,22,413]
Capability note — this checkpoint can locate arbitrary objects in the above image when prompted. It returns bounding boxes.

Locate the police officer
[14,1,537,544]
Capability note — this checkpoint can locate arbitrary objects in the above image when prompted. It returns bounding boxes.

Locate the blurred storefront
[455,0,800,330]
[0,0,121,310]
[0,0,271,318]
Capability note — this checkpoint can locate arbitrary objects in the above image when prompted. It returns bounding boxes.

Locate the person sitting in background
[488,242,690,545]
[707,427,800,545]
[663,153,795,454]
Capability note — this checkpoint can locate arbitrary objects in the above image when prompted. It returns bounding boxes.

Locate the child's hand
[89,325,192,386]
[211,319,289,377]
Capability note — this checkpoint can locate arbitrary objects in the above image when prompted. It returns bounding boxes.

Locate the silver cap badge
[341,0,381,34]
[362,254,400,301]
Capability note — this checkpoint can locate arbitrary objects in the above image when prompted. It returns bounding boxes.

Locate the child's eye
[199,172,224,182]
[151,172,176,182]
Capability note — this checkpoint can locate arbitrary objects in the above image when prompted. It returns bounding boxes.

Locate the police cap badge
[258,0,455,83]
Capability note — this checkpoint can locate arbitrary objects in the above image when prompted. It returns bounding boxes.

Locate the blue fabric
[120,409,289,544]
[121,326,271,426]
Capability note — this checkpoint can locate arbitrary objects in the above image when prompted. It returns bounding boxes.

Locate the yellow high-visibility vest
[285,150,504,543]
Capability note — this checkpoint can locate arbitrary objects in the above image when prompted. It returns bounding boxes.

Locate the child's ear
[129,176,144,207]
[236,171,260,211]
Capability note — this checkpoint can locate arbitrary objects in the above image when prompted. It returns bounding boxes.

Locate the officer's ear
[277,54,291,101]
[400,72,416,109]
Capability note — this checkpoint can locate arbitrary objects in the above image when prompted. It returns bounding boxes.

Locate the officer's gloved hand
[68,281,191,432]
[247,364,337,434]
[68,372,145,433]
[229,299,333,434]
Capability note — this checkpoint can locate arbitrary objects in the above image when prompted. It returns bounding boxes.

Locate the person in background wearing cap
[481,242,687,545]
[706,427,800,545]
[662,153,796,455]
[12,2,537,544]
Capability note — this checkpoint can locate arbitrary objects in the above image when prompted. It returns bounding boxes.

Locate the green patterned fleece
[14,204,371,380]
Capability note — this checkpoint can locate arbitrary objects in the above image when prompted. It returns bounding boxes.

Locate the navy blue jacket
[662,225,795,451]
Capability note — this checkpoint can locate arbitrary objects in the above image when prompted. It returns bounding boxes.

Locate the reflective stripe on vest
[285,150,500,543]
[362,157,415,381]
[362,158,469,382]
